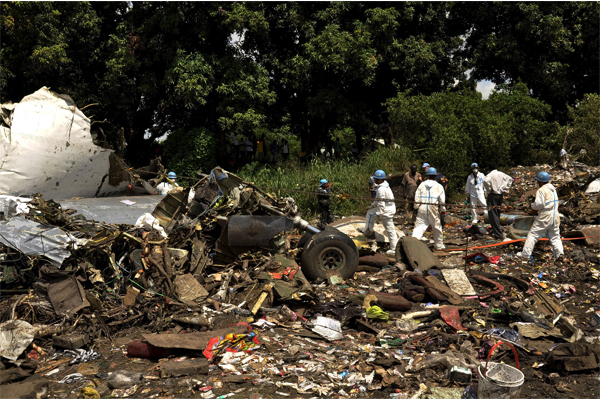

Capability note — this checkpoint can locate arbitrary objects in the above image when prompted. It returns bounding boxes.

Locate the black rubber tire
[300,227,358,281]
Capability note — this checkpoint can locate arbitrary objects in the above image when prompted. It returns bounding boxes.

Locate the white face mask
[472,169,478,174]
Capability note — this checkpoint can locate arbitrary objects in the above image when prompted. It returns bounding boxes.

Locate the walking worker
[156,171,179,195]
[483,162,513,240]
[516,172,564,260]
[465,163,487,224]
[317,179,334,225]
[412,167,446,250]
[361,170,398,256]
[401,164,422,214]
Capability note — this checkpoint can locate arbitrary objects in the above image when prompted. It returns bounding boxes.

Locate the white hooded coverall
[412,180,446,249]
[520,183,564,258]
[365,181,398,251]
[465,171,487,224]
[156,182,178,195]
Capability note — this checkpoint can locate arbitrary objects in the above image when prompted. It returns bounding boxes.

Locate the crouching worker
[317,179,334,225]
[360,170,398,257]
[412,167,446,250]
[516,172,564,261]
[156,171,179,195]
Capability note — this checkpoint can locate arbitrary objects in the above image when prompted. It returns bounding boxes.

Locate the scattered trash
[107,371,143,390]
[311,316,344,341]
[0,134,597,399]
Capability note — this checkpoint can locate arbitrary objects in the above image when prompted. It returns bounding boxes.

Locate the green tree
[454,2,599,122]
[565,94,600,166]
[226,2,468,155]
[162,127,216,184]
[0,2,115,105]
[386,82,558,194]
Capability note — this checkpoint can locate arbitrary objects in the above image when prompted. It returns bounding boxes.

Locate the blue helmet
[422,163,430,168]
[167,171,177,180]
[373,170,386,179]
[471,163,479,168]
[426,167,438,176]
[320,179,328,186]
[536,171,550,183]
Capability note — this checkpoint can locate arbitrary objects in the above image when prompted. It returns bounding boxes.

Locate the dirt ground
[2,164,599,399]
[9,230,599,399]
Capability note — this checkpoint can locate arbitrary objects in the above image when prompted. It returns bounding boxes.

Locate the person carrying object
[465,163,487,224]
[483,162,513,240]
[412,167,446,250]
[359,170,398,256]
[516,172,564,261]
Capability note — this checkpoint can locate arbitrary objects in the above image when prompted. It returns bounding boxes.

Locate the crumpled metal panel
[0,320,34,361]
[57,196,162,225]
[0,216,80,267]
[0,87,130,198]
[151,187,190,231]
[227,215,293,247]
[399,236,444,271]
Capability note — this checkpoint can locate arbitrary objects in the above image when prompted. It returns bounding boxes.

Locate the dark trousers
[487,193,504,238]
[318,200,333,224]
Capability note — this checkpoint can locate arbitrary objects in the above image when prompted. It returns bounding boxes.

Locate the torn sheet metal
[57,196,162,225]
[47,276,90,315]
[399,236,444,271]
[0,87,130,198]
[174,274,209,304]
[227,215,293,247]
[0,216,83,267]
[0,195,32,218]
[0,320,35,361]
[151,187,190,231]
[441,269,476,296]
[142,326,248,351]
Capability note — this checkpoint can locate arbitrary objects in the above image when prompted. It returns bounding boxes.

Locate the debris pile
[1,161,599,399]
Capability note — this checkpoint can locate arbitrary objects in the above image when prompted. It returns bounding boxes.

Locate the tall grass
[236,147,414,218]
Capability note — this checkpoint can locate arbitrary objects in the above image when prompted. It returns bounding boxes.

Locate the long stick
[465,229,469,274]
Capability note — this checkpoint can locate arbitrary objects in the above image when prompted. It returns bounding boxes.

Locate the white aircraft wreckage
[0,87,132,199]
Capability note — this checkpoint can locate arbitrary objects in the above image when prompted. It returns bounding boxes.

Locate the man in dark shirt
[401,164,422,215]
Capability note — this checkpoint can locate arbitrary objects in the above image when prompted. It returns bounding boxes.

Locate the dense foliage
[2,1,598,178]
[237,147,412,217]
[386,82,562,194]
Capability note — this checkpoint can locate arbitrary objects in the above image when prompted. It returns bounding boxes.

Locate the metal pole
[465,228,469,274]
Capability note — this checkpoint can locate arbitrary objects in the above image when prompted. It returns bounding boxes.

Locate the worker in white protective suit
[516,172,564,260]
[359,170,398,256]
[156,171,179,195]
[412,167,446,250]
[465,163,487,224]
